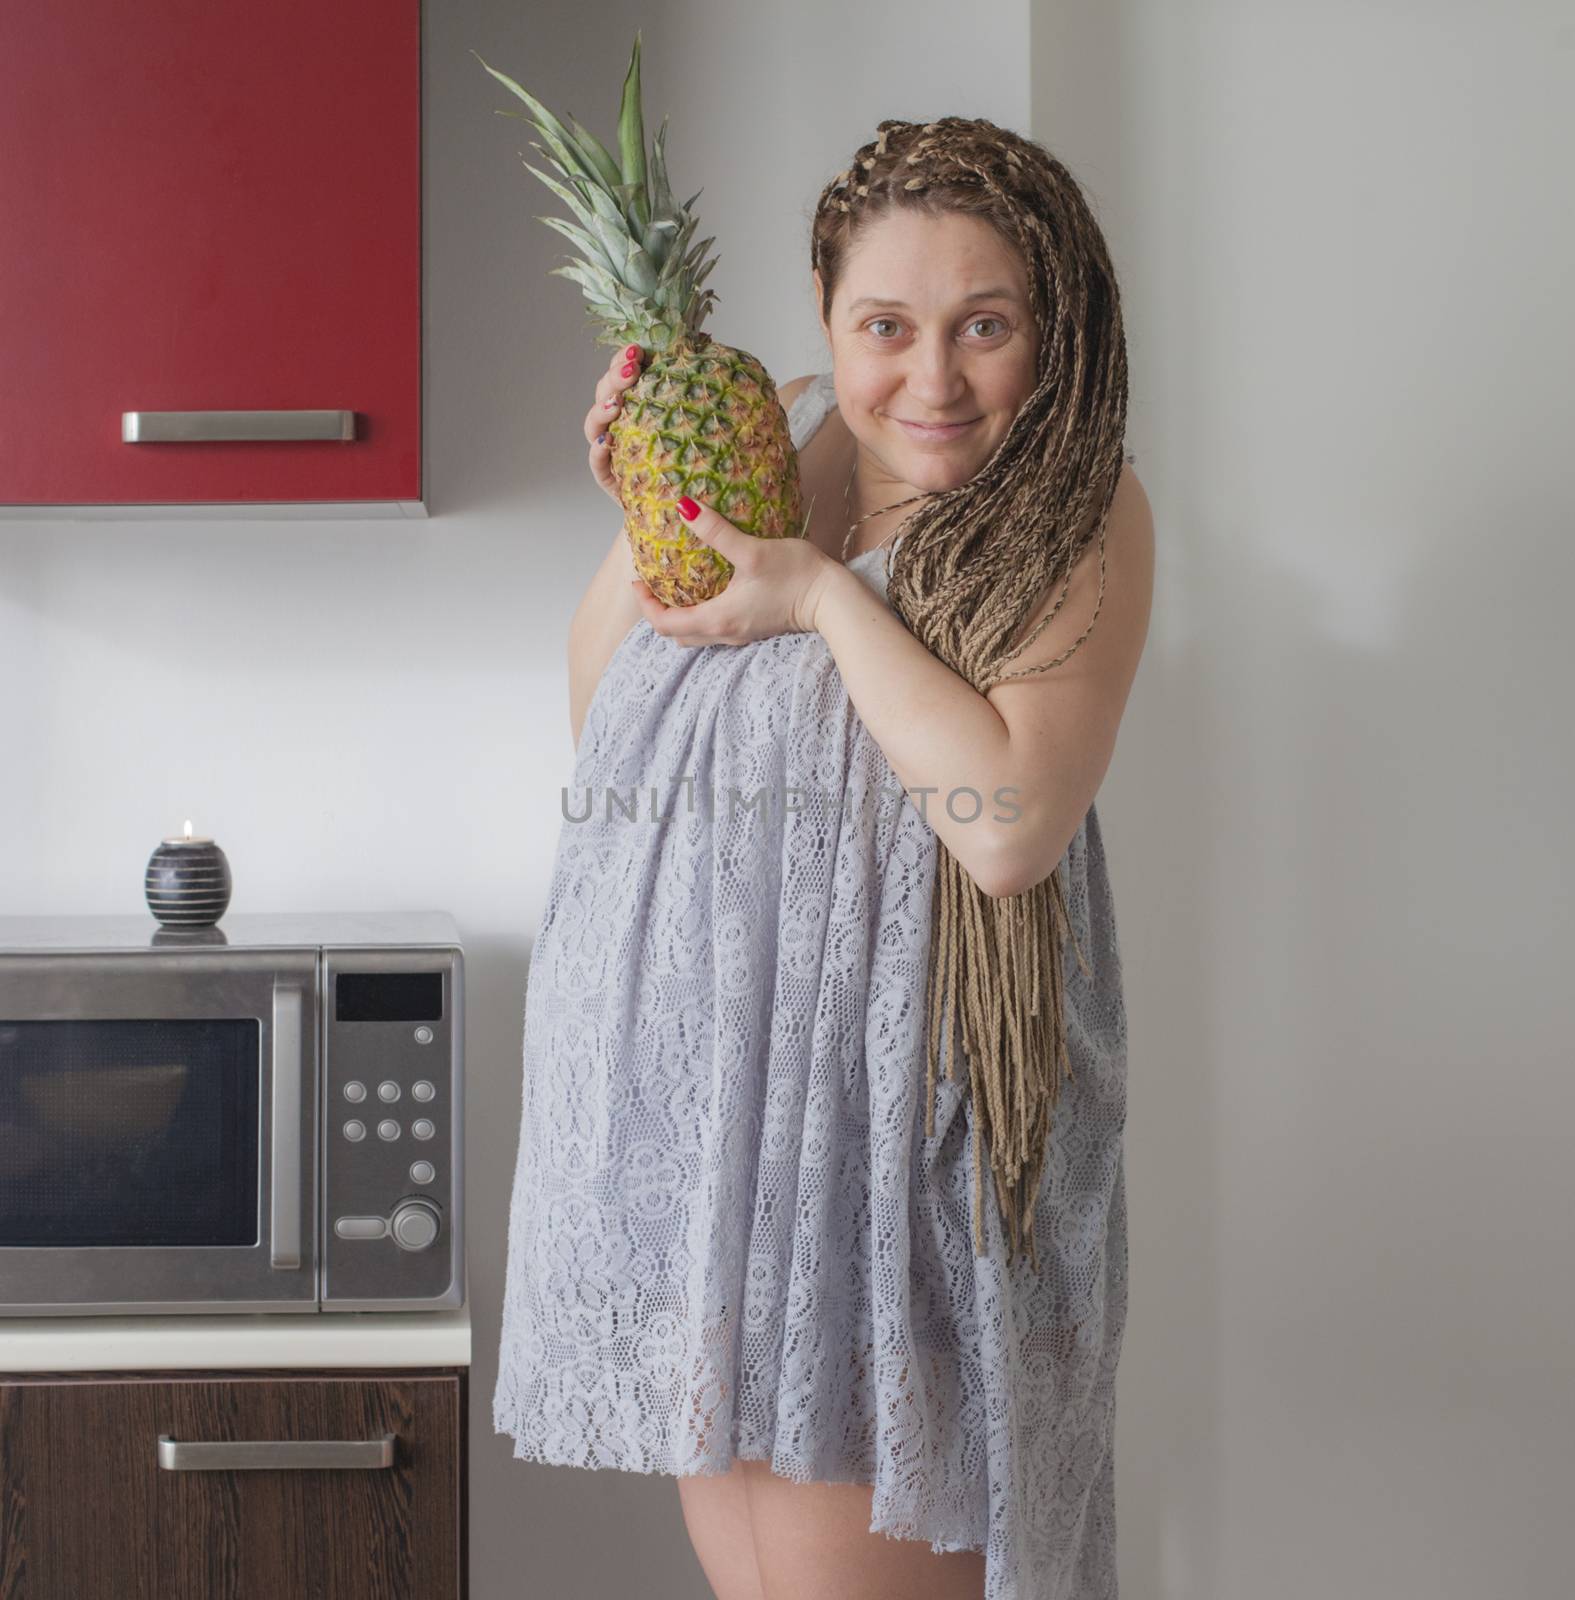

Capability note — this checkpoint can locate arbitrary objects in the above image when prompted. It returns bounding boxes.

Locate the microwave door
[0,950,319,1315]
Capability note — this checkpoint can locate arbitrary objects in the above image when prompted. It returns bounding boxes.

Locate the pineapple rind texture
[612,344,805,607]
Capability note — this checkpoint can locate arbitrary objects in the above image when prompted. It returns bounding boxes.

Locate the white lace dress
[494,371,1130,1600]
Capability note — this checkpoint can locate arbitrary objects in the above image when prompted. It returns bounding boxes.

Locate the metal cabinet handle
[156,1432,396,1470]
[121,410,357,442]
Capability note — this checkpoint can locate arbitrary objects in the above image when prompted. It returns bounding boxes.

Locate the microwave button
[378,1080,401,1102]
[377,1120,401,1141]
[414,1026,434,1044]
[390,1200,441,1251]
[409,1160,435,1185]
[334,1216,387,1239]
[411,1119,435,1141]
[343,1119,367,1142]
[343,1080,367,1103]
[412,1080,436,1102]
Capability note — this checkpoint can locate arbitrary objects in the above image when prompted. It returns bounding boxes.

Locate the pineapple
[474,33,810,607]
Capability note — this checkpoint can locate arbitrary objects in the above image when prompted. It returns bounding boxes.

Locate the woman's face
[814,209,1038,505]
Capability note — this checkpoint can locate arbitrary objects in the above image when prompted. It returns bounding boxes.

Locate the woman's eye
[864,316,1007,339]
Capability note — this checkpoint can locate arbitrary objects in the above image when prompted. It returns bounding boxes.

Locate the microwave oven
[0,910,463,1316]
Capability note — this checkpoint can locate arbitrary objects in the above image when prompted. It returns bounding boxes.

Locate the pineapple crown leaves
[614,32,650,235]
[534,186,705,317]
[519,151,660,299]
[647,118,684,233]
[473,34,722,347]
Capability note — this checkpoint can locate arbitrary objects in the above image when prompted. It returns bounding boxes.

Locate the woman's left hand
[630,497,840,644]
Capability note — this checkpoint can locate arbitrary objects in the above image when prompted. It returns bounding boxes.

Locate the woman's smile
[890,414,981,441]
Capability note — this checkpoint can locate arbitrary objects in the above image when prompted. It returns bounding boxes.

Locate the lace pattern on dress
[493,369,1130,1600]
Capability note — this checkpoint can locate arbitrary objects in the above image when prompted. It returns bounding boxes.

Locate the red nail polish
[677,497,700,521]
[624,344,640,360]
[621,363,636,377]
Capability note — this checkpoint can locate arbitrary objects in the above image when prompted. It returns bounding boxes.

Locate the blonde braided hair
[809,116,1130,1269]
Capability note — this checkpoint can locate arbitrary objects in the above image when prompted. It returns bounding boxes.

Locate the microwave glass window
[0,1019,260,1247]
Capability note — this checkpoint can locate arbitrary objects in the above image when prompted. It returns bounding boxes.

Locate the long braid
[810,117,1127,1267]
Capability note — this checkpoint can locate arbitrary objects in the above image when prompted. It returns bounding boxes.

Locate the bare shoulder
[970,462,1153,887]
[775,373,818,413]
[986,460,1155,706]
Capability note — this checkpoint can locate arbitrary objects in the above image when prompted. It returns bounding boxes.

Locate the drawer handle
[156,1432,396,1470]
[122,410,357,443]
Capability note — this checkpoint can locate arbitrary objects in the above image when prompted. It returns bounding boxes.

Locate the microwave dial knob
[389,1199,441,1252]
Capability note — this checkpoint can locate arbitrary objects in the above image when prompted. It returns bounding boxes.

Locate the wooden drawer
[0,1366,467,1598]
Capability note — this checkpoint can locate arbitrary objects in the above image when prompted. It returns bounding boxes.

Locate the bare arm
[567,527,644,746]
[565,342,655,746]
[809,466,1155,897]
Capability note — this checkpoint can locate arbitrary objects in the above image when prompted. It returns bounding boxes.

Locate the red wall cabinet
[0,2,424,518]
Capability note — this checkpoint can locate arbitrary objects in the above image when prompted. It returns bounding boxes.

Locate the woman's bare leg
[676,1457,767,1600]
[738,1458,986,1600]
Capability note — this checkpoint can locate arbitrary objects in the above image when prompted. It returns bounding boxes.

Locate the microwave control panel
[320,947,464,1310]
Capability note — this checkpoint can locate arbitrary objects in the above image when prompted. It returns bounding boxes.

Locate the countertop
[0,1296,471,1373]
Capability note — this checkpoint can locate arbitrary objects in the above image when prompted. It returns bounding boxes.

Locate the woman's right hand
[585,343,644,505]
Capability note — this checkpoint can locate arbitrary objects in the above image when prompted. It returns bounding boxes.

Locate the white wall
[1033,2,1575,1597]
[3,1,1570,1596]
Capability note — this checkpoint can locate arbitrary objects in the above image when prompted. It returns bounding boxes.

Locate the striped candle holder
[144,824,233,928]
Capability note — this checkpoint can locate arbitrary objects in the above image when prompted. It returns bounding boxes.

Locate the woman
[495,116,1154,1600]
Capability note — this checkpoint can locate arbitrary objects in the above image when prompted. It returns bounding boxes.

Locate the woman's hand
[630,498,843,643]
[585,342,644,505]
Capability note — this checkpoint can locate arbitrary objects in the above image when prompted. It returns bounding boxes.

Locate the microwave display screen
[335,970,443,1023]
[0,1018,260,1248]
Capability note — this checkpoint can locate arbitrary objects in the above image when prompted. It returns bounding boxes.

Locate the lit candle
[145,820,232,929]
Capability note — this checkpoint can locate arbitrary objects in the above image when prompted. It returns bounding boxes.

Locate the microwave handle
[157,1433,396,1470]
[271,984,303,1270]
